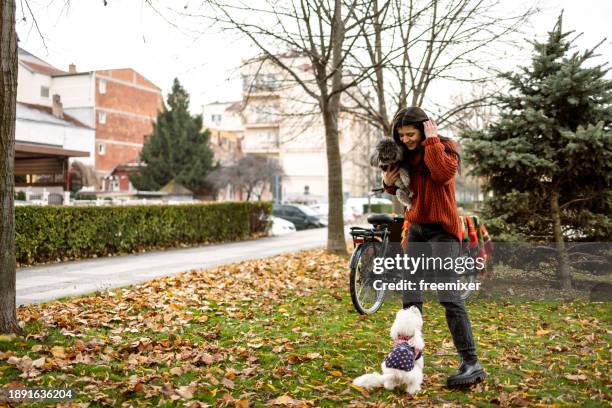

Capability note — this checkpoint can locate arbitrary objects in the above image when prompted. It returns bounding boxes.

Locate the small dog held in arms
[353,307,425,394]
[369,138,412,207]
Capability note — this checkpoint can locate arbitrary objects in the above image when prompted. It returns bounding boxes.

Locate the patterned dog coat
[384,338,422,372]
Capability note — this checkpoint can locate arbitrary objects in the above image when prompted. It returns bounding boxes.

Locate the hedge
[15,202,272,265]
[363,203,394,214]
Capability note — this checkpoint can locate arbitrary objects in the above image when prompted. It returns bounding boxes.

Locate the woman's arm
[421,120,457,184]
[422,137,458,185]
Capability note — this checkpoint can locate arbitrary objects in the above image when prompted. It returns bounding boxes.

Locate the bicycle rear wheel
[350,241,386,314]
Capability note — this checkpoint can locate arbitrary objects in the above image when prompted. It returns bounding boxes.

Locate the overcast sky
[17,0,612,115]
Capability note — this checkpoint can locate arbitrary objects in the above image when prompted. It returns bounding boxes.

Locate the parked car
[269,216,297,236]
[309,203,358,223]
[272,204,326,230]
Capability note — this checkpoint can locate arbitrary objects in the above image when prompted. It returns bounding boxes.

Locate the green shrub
[363,203,393,214]
[15,202,272,265]
[75,194,97,200]
[14,191,26,201]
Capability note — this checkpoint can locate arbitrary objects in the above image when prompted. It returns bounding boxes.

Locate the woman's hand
[423,118,438,139]
[383,166,400,186]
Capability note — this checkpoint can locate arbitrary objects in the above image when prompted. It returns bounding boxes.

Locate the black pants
[401,223,478,364]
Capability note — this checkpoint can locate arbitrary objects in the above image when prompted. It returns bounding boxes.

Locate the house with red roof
[17,48,163,194]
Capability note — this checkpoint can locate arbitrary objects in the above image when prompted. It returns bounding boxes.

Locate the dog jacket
[384,341,422,372]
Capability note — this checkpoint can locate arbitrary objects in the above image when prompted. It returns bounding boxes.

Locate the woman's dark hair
[391,107,461,172]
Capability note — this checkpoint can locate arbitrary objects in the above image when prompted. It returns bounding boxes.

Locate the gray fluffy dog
[370,138,412,207]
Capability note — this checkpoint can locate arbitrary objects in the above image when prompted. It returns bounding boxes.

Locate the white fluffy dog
[353,307,425,394]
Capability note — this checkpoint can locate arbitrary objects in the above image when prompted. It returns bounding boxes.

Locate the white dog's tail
[352,372,385,389]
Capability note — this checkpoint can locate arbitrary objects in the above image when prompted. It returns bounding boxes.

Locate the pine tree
[463,14,612,289]
[131,78,214,193]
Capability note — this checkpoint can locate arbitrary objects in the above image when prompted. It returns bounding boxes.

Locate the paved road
[16,228,335,306]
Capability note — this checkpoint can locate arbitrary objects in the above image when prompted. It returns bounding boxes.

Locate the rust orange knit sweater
[383,136,461,242]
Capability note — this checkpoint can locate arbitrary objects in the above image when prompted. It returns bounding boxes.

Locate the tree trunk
[323,0,347,255]
[550,189,572,289]
[322,102,346,254]
[0,0,21,334]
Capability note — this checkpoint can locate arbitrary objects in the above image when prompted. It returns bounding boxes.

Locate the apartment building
[202,101,245,201]
[54,68,163,191]
[238,54,373,203]
[203,100,244,166]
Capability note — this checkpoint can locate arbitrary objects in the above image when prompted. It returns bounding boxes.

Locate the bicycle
[349,212,403,314]
[349,198,485,315]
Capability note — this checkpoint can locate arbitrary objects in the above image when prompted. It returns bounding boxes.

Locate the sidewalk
[16,228,331,306]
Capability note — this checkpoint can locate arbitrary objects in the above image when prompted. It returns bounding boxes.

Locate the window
[285,207,300,217]
[110,176,119,192]
[261,74,278,91]
[98,111,106,124]
[98,143,105,155]
[250,103,278,123]
[99,79,107,94]
[40,86,49,98]
[243,74,279,92]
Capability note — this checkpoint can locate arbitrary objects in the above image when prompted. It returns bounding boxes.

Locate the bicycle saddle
[367,213,394,225]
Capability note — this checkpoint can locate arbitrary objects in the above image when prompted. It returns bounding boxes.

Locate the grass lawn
[1,249,610,407]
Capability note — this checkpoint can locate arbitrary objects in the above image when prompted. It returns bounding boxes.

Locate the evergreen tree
[463,14,612,289]
[131,78,214,192]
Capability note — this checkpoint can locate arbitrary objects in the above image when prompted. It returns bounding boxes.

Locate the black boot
[446,360,486,387]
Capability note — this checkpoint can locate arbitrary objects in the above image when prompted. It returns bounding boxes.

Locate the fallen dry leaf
[565,374,587,382]
[169,366,184,376]
[32,357,45,369]
[176,385,197,399]
[50,346,66,358]
[234,398,249,408]
[267,395,298,406]
[221,378,235,389]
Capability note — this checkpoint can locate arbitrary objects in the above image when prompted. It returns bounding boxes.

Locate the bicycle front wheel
[350,241,386,314]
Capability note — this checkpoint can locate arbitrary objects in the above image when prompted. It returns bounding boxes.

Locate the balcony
[242,131,280,153]
[242,74,281,98]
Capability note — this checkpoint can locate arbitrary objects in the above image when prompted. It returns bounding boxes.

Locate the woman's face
[397,125,422,151]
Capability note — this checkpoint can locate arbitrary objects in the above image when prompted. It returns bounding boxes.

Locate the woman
[382,106,486,387]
